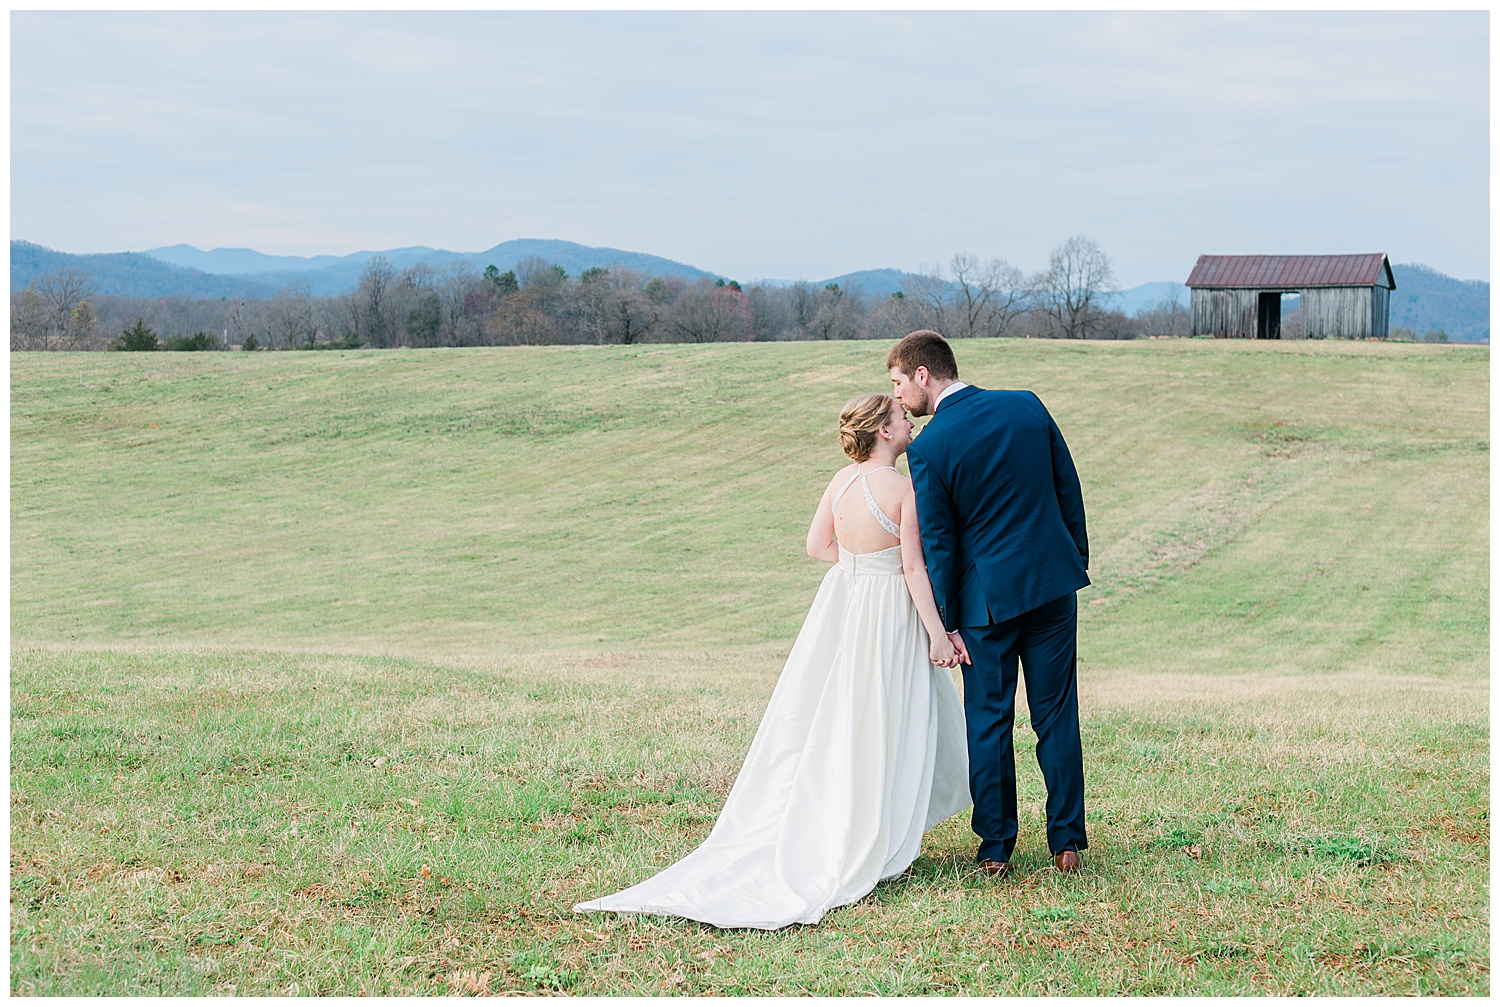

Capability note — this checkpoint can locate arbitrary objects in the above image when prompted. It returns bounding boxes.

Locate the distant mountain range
[1104,281,1188,315]
[12,240,282,299]
[16,238,714,299]
[11,239,1488,342]
[1385,264,1490,343]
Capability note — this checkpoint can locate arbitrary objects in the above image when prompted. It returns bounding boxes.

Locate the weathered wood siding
[1191,288,1259,338]
[1302,286,1381,339]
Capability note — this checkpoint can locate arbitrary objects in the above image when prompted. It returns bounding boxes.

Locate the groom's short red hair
[886,330,958,380]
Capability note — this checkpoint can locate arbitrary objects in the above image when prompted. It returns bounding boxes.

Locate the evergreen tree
[485,266,519,299]
[115,318,158,351]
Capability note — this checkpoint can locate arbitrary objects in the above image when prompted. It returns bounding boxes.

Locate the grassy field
[11,338,1489,994]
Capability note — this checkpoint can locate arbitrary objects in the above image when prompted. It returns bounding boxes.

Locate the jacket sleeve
[1047,410,1089,568]
[907,441,961,632]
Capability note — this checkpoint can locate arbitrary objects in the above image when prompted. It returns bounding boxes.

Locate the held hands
[928,633,957,668]
[929,630,972,668]
[947,630,972,666]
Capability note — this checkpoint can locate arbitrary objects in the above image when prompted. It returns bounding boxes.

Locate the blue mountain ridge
[12,240,278,299]
[10,240,1488,342]
[139,239,715,296]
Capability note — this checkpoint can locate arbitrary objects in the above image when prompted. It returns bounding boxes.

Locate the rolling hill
[141,238,716,296]
[8,339,1490,994]
[11,240,276,299]
[1386,263,1490,343]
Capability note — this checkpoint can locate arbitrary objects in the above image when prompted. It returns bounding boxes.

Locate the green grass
[11,339,1489,994]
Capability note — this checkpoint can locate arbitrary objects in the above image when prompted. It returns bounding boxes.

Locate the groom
[888,330,1090,876]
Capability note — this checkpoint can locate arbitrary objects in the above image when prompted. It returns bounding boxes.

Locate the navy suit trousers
[960,591,1087,863]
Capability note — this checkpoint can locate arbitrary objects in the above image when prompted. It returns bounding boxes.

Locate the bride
[574,394,972,930]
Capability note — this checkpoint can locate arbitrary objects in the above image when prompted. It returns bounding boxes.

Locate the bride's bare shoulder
[824,463,860,493]
[867,465,912,488]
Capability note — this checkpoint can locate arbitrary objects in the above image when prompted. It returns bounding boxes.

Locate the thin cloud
[11,11,1488,284]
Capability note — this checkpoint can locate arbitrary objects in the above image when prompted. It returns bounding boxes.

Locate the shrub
[241,335,260,351]
[162,331,217,352]
[115,319,158,352]
[297,335,364,351]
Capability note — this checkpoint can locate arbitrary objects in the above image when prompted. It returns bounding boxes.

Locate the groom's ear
[914,365,930,385]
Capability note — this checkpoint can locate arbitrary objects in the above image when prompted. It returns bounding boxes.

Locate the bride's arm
[898,484,960,666]
[805,477,840,563]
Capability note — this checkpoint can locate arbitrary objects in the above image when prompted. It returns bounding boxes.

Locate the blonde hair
[839,394,897,462]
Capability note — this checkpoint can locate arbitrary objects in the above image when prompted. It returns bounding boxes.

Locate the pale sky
[11,11,1490,286]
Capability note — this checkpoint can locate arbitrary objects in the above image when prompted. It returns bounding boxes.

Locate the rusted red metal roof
[1185,254,1394,290]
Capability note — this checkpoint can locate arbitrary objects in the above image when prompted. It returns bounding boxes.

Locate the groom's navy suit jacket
[907,385,1089,631]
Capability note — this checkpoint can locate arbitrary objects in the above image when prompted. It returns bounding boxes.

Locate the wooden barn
[1185,253,1396,339]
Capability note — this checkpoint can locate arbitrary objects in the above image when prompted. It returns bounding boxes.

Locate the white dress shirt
[932,381,969,412]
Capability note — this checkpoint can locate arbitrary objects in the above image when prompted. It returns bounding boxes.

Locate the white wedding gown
[574,468,971,930]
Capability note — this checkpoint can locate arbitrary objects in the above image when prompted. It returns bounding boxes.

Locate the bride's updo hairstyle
[839,394,897,462]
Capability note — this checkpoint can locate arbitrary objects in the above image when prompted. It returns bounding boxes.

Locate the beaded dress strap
[860,470,902,538]
[830,471,862,512]
[832,465,901,539]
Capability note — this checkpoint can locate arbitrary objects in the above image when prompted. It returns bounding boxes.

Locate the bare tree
[809,282,862,340]
[438,260,486,346]
[949,252,1030,338]
[576,266,612,344]
[600,269,659,345]
[1134,295,1189,338]
[1038,235,1115,339]
[787,282,819,337]
[666,278,753,342]
[484,272,565,345]
[20,268,96,349]
[741,281,820,341]
[223,300,249,348]
[269,279,317,348]
[355,256,398,348]
[901,267,952,335]
[947,253,988,339]
[78,302,103,346]
[862,291,919,342]
[393,264,442,347]
[79,293,247,350]
[10,288,47,350]
[403,262,436,294]
[485,257,574,343]
[610,291,659,345]
[744,285,784,341]
[296,295,349,347]
[38,268,94,326]
[515,256,568,290]
[1095,310,1134,340]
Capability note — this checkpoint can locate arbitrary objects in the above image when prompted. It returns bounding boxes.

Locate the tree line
[11,235,1194,352]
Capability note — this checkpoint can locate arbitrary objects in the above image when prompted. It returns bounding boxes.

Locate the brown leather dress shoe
[977,859,1010,877]
[1053,849,1082,873]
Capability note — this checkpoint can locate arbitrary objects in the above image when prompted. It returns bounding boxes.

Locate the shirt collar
[932,381,969,411]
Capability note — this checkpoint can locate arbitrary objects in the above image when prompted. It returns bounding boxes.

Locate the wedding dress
[574,466,971,929]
